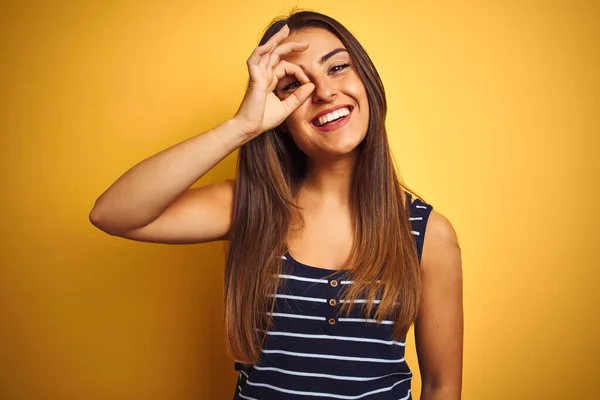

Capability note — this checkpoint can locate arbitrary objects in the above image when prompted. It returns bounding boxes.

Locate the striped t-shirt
[233,193,433,399]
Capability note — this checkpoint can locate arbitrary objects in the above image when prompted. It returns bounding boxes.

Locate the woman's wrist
[215,117,254,153]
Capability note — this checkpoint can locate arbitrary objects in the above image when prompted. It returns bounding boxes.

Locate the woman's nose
[311,78,337,103]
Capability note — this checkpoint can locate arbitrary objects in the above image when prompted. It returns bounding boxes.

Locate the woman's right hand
[233,24,315,138]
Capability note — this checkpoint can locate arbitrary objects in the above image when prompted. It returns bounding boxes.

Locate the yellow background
[1,0,598,399]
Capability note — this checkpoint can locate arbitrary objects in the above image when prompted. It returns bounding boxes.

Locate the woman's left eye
[330,63,351,74]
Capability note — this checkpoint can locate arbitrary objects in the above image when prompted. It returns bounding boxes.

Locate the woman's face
[275,27,369,161]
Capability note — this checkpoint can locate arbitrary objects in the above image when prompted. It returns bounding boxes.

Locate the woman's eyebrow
[319,48,348,64]
[292,48,349,72]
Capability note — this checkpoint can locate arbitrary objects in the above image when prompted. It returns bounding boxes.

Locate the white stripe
[409,217,423,221]
[270,294,327,303]
[399,389,412,400]
[262,349,404,363]
[281,256,287,260]
[239,370,249,379]
[271,295,382,305]
[338,318,395,325]
[340,299,381,304]
[341,280,382,284]
[411,230,420,236]
[252,365,411,381]
[245,377,411,399]
[237,385,258,400]
[260,330,405,346]
[278,274,329,283]
[266,312,326,321]
[416,205,427,209]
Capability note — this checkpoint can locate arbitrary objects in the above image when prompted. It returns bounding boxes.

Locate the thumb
[282,83,314,114]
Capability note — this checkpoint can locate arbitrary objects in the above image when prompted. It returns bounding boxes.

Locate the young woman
[90,11,463,400]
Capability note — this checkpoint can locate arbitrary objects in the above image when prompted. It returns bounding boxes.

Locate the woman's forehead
[281,28,346,63]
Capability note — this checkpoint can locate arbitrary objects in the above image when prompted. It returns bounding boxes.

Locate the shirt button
[330,280,338,288]
[329,298,337,307]
[328,318,336,325]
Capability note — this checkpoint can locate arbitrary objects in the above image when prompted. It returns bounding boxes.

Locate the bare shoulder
[421,210,462,274]
[425,210,460,248]
[405,192,460,250]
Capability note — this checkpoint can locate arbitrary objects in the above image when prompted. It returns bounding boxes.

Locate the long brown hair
[224,10,424,364]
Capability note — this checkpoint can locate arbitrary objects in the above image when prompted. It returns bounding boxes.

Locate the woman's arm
[415,210,464,400]
[89,24,314,244]
[89,118,247,242]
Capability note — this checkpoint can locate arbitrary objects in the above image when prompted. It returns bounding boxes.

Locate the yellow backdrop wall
[1,0,598,399]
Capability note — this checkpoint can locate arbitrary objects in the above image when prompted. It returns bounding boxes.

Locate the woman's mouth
[311,106,353,132]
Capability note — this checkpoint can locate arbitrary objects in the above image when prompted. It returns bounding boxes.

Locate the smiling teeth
[316,107,351,126]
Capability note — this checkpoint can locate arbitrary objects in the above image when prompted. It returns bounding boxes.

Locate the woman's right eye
[282,80,301,91]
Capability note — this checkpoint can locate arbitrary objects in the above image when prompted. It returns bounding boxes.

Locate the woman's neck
[300,153,357,205]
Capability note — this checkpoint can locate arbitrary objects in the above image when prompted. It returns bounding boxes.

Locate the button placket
[325,278,340,331]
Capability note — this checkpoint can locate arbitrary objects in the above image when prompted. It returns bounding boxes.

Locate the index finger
[248,25,290,64]
[264,24,291,49]
[268,41,310,69]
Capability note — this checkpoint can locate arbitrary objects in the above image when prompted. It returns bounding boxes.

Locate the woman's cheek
[288,103,311,129]
[344,77,366,97]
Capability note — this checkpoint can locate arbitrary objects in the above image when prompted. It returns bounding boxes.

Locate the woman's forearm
[89,117,249,234]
